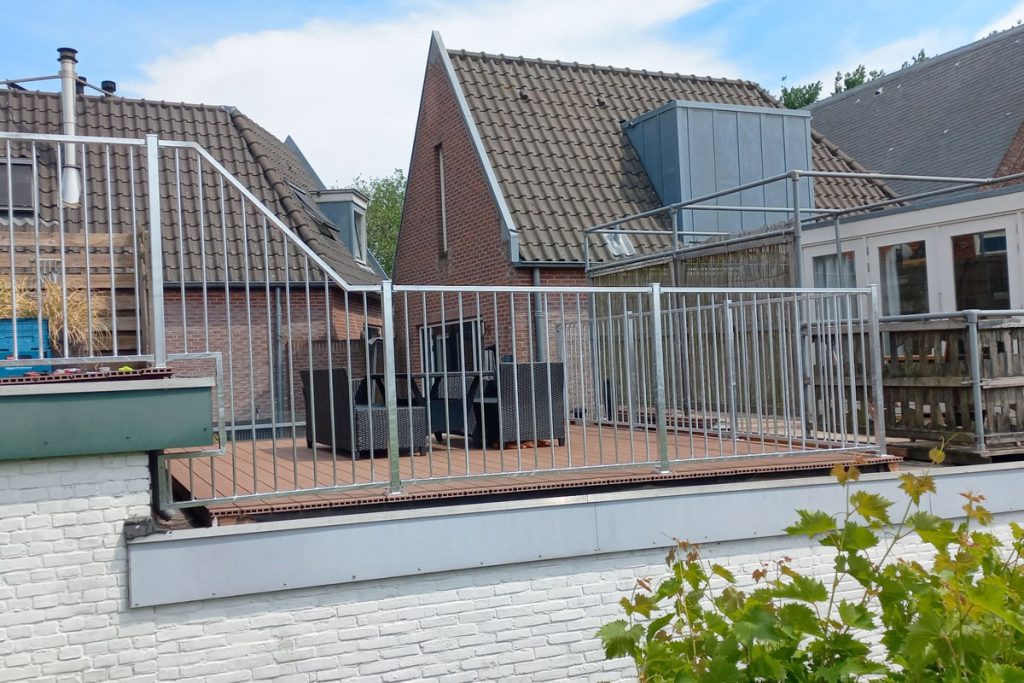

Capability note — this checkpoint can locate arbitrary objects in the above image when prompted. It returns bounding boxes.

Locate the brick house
[0,55,384,428]
[393,32,894,369]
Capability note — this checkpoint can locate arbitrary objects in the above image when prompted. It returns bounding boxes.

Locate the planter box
[0,378,215,460]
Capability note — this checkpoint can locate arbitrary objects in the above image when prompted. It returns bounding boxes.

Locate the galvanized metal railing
[0,131,888,512]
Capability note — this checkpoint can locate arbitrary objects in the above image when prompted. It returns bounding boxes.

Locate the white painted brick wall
[2,453,1023,682]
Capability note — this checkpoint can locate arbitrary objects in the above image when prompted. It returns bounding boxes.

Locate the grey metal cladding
[807,24,1024,196]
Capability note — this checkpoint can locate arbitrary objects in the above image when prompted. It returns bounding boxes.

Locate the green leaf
[777,603,821,636]
[899,472,937,505]
[597,620,643,659]
[710,564,736,584]
[821,521,879,552]
[982,663,1024,683]
[850,490,894,525]
[785,509,836,537]
[646,613,673,641]
[909,511,957,550]
[837,601,875,630]
[773,574,828,603]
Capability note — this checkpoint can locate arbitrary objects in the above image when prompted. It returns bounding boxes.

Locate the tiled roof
[807,24,1024,196]
[448,50,897,264]
[0,88,382,286]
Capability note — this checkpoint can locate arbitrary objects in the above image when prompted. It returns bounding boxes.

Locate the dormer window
[353,210,367,264]
[0,159,34,214]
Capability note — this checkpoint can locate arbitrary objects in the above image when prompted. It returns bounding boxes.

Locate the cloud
[126,0,730,185]
[791,27,966,95]
[975,1,1024,38]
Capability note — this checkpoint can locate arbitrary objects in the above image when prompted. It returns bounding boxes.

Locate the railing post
[868,285,887,456]
[724,298,739,449]
[966,309,987,453]
[380,280,403,495]
[649,283,670,473]
[145,134,167,367]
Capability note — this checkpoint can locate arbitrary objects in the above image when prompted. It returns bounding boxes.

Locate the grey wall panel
[760,114,788,211]
[712,110,742,232]
[687,108,718,234]
[128,463,1024,608]
[737,112,768,230]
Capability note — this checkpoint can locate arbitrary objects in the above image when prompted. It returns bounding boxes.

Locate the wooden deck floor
[167,423,899,521]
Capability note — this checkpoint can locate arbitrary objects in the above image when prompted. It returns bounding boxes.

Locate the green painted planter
[0,378,215,460]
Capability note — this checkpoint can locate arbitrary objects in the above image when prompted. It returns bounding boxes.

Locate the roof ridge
[447,48,763,90]
[0,86,233,117]
[811,21,1024,108]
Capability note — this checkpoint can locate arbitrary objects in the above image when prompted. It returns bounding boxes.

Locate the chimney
[101,80,116,95]
[57,47,81,207]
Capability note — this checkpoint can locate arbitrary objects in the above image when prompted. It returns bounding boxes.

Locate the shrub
[598,449,1024,681]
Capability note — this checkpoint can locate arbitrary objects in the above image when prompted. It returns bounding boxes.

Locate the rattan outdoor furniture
[470,362,566,447]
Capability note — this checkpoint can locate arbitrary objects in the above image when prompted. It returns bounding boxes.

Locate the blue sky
[4,1,1023,182]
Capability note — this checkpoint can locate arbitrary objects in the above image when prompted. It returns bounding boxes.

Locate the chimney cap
[57,47,78,62]
[101,80,116,94]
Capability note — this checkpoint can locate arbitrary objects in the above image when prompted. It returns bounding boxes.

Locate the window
[812,251,856,288]
[352,210,367,263]
[421,319,483,374]
[436,145,448,255]
[952,230,1009,310]
[0,159,33,213]
[879,240,929,315]
[603,232,636,258]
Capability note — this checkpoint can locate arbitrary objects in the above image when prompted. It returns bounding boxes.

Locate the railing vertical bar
[751,293,767,453]
[218,174,238,495]
[282,247,298,478]
[344,292,357,482]
[492,291,502,471]
[261,217,279,490]
[381,281,403,495]
[679,295,696,458]
[474,291,486,472]
[362,291,375,482]
[543,292,556,467]
[5,145,16,359]
[82,144,94,358]
[55,143,69,359]
[31,144,44,359]
[239,202,259,491]
[869,285,887,456]
[423,293,436,478]
[104,146,118,356]
[510,293,522,468]
[144,135,166,366]
[846,295,860,445]
[324,276,337,486]
[694,294,708,458]
[403,291,417,480]
[128,147,142,353]
[574,293,587,466]
[303,256,318,488]
[650,284,669,472]
[439,291,452,473]
[457,293,470,474]
[173,147,188,354]
[196,156,210,351]
[524,288,537,468]
[558,293,571,465]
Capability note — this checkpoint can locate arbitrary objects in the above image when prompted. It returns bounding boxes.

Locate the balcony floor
[167,423,900,522]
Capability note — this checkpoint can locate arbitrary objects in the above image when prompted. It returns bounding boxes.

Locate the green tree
[780,76,823,109]
[352,168,406,277]
[901,49,929,68]
[833,64,886,94]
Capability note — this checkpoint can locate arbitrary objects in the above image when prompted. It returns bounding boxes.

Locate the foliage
[599,445,1024,681]
[833,65,886,95]
[352,168,406,277]
[901,50,929,69]
[780,77,823,109]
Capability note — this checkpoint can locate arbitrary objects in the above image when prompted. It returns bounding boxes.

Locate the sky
[3,1,1024,185]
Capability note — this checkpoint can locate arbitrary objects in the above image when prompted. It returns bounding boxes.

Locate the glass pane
[952,230,1010,310]
[879,241,929,315]
[812,251,855,287]
[0,163,33,210]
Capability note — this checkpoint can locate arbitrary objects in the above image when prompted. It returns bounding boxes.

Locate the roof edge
[434,31,521,263]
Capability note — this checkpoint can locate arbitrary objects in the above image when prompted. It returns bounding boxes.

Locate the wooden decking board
[166,423,898,520]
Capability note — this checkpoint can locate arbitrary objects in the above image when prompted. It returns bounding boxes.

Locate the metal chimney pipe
[57,47,80,207]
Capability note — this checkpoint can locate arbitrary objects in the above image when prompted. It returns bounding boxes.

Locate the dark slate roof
[0,88,382,286]
[807,24,1024,196]
[448,50,896,264]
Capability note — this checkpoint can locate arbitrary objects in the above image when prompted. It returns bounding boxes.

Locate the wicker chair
[300,368,428,456]
[472,362,566,446]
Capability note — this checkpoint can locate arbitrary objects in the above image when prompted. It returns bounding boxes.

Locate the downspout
[57,48,81,207]
[532,268,545,362]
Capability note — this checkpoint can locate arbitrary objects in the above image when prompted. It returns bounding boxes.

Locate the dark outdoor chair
[427,374,480,442]
[472,362,566,446]
[300,368,428,456]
